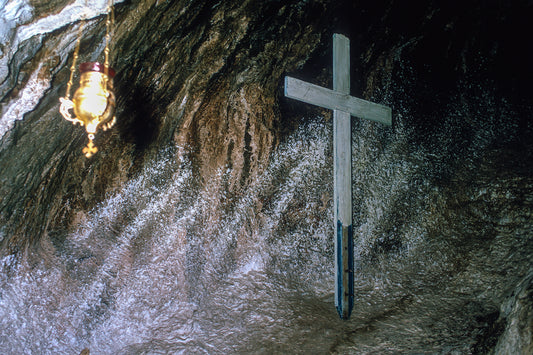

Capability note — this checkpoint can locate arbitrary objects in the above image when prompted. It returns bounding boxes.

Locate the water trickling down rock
[0,0,532,353]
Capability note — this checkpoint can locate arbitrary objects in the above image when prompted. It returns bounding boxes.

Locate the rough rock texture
[0,0,330,249]
[1,0,532,353]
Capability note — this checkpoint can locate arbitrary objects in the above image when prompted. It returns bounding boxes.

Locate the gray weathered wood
[284,77,392,126]
[332,33,354,320]
[283,33,392,320]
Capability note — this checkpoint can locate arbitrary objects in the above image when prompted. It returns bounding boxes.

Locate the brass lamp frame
[59,0,116,158]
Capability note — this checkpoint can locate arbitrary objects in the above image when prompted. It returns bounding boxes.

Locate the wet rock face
[1,0,530,250]
[0,0,532,352]
[0,0,327,248]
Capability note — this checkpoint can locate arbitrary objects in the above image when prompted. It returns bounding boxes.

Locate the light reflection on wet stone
[0,0,532,353]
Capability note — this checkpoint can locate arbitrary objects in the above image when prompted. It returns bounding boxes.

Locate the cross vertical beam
[332,33,353,319]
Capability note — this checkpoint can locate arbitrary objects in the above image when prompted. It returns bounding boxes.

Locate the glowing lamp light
[59,0,116,158]
[60,62,116,157]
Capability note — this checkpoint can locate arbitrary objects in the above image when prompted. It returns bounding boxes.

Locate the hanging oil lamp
[59,0,116,158]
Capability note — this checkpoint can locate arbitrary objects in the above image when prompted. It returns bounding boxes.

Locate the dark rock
[0,0,532,352]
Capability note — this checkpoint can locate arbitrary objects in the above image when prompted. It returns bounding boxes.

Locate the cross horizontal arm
[284,76,392,126]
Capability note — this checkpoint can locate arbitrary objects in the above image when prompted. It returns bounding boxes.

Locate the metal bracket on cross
[284,33,392,320]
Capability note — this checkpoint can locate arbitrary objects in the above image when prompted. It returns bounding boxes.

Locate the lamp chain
[103,0,114,83]
[65,16,85,100]
[65,0,114,100]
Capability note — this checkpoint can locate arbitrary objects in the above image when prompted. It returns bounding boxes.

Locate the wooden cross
[284,33,392,319]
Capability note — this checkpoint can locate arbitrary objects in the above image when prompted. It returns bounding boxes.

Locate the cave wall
[2,0,531,251]
[0,0,331,251]
[0,0,532,352]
